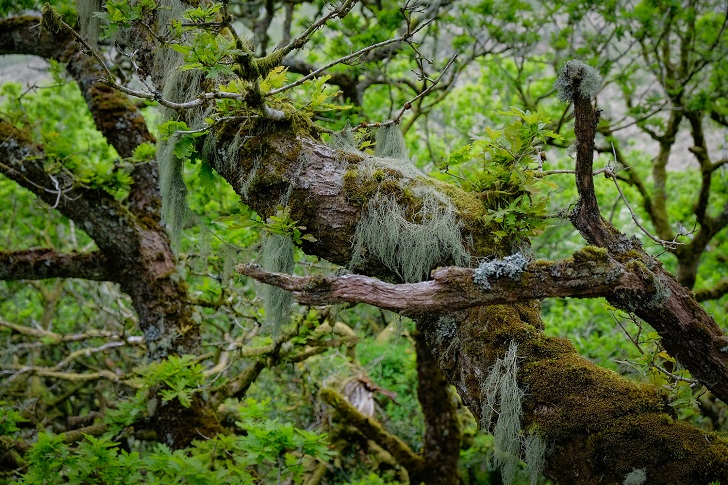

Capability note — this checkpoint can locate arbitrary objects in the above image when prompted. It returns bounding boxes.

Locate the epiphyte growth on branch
[473,252,528,290]
[344,125,470,282]
[554,60,602,102]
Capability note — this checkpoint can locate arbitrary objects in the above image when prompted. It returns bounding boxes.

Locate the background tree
[0,1,727,484]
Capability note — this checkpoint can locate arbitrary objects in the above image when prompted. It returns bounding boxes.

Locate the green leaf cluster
[255,206,317,246]
[128,355,206,408]
[94,0,157,39]
[0,82,129,197]
[445,108,561,240]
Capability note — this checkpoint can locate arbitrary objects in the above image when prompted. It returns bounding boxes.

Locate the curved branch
[563,65,728,402]
[695,278,728,303]
[0,16,154,158]
[320,387,425,474]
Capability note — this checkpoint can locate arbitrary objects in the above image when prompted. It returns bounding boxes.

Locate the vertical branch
[558,61,628,251]
[412,328,462,485]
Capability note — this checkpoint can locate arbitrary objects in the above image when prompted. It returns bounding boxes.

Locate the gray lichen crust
[473,252,528,290]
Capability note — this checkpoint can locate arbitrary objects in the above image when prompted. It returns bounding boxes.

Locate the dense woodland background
[0,0,727,483]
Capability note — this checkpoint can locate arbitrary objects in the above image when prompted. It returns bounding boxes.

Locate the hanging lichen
[351,192,469,283]
[481,341,525,485]
[523,432,547,485]
[76,0,101,48]
[254,153,308,334]
[259,234,294,335]
[339,125,470,282]
[158,133,191,249]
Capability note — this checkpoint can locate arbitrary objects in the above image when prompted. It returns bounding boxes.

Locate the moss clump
[572,245,609,264]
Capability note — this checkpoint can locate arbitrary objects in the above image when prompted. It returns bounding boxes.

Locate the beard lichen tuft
[341,125,470,282]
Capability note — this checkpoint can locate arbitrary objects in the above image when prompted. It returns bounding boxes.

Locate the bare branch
[268,17,435,96]
[237,251,648,315]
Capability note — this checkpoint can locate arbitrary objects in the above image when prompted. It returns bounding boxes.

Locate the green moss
[572,245,609,264]
[41,3,64,34]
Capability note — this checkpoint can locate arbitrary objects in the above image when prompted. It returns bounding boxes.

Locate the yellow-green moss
[572,245,609,264]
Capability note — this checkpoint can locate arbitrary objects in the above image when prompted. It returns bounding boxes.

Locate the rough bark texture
[412,330,461,485]
[567,72,728,404]
[237,247,650,314]
[3,6,728,483]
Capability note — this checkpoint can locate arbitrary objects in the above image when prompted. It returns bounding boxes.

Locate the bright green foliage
[170,32,241,79]
[445,108,561,241]
[0,403,27,435]
[94,0,157,39]
[128,354,206,408]
[256,206,317,246]
[1,82,127,196]
[234,399,334,483]
[18,398,333,484]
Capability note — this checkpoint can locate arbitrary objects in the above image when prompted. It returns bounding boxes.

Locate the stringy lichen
[340,125,470,282]
[523,433,547,485]
[481,341,525,485]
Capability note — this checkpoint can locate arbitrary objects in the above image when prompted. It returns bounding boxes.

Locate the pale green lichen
[345,125,470,282]
[482,341,525,485]
[473,252,528,290]
[435,315,457,347]
[76,0,101,48]
[158,134,190,249]
[554,60,602,102]
[523,433,546,485]
[623,468,647,485]
[259,234,294,335]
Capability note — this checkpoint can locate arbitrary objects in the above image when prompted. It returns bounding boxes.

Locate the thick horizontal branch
[237,249,647,315]
[0,249,111,281]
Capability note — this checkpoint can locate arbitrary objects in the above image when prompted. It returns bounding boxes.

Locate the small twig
[604,144,683,249]
[277,0,358,55]
[269,16,436,96]
[354,54,457,129]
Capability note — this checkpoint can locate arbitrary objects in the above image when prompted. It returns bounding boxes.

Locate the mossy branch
[319,387,425,473]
